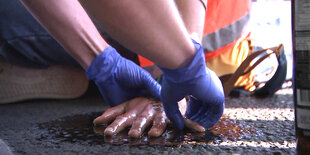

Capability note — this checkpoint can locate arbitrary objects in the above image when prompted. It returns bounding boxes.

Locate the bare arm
[21,0,196,69]
[20,0,108,69]
[174,0,206,43]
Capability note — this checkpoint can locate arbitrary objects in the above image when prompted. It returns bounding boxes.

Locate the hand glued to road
[93,97,205,138]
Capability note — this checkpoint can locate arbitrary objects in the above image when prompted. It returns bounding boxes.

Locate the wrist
[158,39,206,82]
[173,39,197,69]
[85,46,120,81]
[81,44,109,69]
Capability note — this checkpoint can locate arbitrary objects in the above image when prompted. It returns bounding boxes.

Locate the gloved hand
[86,46,161,106]
[158,40,225,130]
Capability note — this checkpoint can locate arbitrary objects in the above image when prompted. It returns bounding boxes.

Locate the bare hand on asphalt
[93,97,205,138]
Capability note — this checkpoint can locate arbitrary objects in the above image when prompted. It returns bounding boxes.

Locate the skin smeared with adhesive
[100,98,150,135]
[128,104,155,137]
[148,110,168,137]
[93,97,205,138]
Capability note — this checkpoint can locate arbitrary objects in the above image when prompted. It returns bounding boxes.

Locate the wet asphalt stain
[36,112,261,147]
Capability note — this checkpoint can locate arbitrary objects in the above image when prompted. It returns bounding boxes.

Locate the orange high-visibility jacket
[138,0,251,66]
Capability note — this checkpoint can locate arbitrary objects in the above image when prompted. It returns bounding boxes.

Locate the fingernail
[196,126,205,132]
[93,116,103,125]
[104,127,114,135]
[93,118,99,125]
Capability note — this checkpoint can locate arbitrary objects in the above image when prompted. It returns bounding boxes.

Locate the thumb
[143,73,161,99]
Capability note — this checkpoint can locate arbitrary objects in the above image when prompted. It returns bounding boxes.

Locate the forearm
[143,0,206,77]
[20,0,108,69]
[174,0,206,43]
[79,0,196,69]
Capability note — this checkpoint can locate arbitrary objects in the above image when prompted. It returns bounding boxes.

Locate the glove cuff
[158,40,207,83]
[85,46,120,81]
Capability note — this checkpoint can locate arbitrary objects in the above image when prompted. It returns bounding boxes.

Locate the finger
[188,103,224,129]
[93,102,127,125]
[194,68,225,103]
[143,73,161,99]
[188,105,206,122]
[162,100,184,130]
[104,97,150,136]
[104,112,136,136]
[148,110,168,137]
[185,97,202,118]
[184,118,205,132]
[200,103,224,128]
[128,104,155,138]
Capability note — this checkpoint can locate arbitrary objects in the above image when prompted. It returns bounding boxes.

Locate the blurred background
[250,0,292,82]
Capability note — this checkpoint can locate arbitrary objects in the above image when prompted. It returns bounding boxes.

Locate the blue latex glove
[158,40,225,129]
[86,46,161,106]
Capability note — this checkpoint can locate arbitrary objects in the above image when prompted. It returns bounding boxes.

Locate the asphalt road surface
[0,87,296,155]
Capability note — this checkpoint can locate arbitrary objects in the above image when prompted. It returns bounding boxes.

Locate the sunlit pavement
[0,85,296,154]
